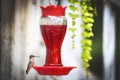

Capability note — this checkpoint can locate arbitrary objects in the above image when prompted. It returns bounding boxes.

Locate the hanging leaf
[83,63,90,68]
[86,23,93,31]
[86,23,93,27]
[81,39,92,46]
[71,34,76,39]
[68,0,74,4]
[81,23,93,31]
[82,5,87,10]
[69,5,79,11]
[74,1,80,5]
[69,13,79,20]
[84,13,94,17]
[69,27,77,32]
[82,45,92,51]
[81,15,88,23]
[87,17,94,23]
[69,13,74,19]
[74,14,79,18]
[82,31,94,38]
[88,6,93,11]
[82,51,92,60]
[72,20,76,26]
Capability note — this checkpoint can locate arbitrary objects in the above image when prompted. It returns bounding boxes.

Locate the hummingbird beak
[34,56,40,57]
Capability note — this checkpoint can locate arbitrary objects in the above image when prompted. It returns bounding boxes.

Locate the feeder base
[33,66,76,75]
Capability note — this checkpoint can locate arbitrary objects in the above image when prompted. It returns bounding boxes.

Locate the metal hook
[48,0,59,5]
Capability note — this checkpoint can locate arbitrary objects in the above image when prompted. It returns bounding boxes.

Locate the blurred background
[0,0,120,80]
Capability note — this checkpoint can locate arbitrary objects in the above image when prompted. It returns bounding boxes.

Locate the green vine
[80,0,94,75]
[68,0,80,49]
[68,0,95,75]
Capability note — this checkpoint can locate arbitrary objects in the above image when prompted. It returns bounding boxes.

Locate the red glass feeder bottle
[33,5,76,75]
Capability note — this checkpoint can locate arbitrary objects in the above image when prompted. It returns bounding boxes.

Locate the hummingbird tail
[25,71,28,74]
[26,69,29,74]
[26,70,28,74]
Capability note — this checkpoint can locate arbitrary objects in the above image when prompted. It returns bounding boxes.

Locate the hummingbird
[26,55,39,74]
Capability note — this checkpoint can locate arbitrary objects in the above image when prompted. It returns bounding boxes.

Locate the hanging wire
[48,0,52,5]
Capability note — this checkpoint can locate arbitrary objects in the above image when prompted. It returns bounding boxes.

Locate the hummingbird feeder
[33,5,76,75]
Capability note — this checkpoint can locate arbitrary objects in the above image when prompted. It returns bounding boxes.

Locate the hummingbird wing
[26,61,34,74]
